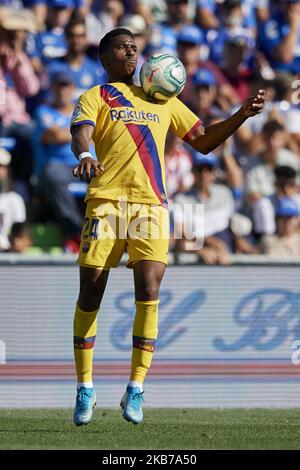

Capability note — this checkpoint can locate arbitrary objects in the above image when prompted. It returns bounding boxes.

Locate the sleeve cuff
[71,120,96,128]
[183,119,203,142]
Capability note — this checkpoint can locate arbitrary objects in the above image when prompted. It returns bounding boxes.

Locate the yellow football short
[77,198,169,269]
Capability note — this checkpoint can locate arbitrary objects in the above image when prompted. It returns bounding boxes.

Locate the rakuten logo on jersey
[110,108,160,124]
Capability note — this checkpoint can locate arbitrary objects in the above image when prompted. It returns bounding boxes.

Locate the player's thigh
[77,198,126,269]
[127,204,169,267]
[133,260,166,301]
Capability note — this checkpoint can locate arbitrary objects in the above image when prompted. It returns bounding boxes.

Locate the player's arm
[188,90,266,154]
[71,124,104,182]
[70,87,104,181]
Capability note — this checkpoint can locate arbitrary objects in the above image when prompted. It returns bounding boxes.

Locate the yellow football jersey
[70,82,202,205]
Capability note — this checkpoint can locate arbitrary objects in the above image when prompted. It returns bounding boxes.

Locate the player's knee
[136,282,160,301]
[79,282,102,310]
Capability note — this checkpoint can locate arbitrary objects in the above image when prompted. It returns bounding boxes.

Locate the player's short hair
[98,28,134,60]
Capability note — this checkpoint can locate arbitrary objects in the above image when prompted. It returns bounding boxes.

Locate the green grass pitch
[1,408,300,450]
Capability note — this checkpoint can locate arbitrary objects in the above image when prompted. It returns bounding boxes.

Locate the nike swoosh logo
[108,95,122,101]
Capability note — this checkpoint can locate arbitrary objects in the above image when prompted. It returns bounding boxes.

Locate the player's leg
[73,267,109,425]
[73,198,126,424]
[120,260,166,424]
[132,260,166,382]
[120,202,168,423]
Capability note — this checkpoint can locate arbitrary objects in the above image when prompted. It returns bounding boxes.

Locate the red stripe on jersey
[126,123,164,204]
[183,119,203,142]
[99,84,134,108]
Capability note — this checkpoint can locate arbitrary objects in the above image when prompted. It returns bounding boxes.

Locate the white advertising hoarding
[0,265,299,408]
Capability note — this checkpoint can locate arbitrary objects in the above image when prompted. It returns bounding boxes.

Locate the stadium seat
[31,223,63,252]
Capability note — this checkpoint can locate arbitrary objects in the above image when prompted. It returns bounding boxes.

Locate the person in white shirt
[246,120,300,201]
[260,197,300,257]
[0,148,26,251]
[164,132,193,200]
[253,165,300,236]
[173,151,235,264]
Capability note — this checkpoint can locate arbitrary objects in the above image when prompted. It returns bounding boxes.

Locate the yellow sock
[73,303,98,384]
[130,299,159,384]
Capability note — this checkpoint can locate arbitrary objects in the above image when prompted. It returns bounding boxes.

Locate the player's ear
[100,52,110,70]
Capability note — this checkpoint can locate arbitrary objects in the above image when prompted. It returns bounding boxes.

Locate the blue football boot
[120,385,144,424]
[73,387,96,426]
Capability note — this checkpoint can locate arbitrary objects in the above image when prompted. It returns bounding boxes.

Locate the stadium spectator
[246,120,300,201]
[260,196,300,256]
[146,0,191,56]
[219,72,300,164]
[197,0,257,33]
[7,221,32,253]
[176,25,224,104]
[189,114,244,201]
[258,0,300,74]
[173,152,235,264]
[133,0,168,25]
[269,74,300,155]
[0,148,26,251]
[164,131,193,200]
[232,76,279,159]
[34,0,73,64]
[189,68,225,123]
[0,0,293,264]
[205,0,256,70]
[0,8,40,202]
[208,136,244,206]
[218,0,256,34]
[219,35,252,103]
[47,16,107,100]
[34,72,82,252]
[86,0,125,48]
[255,0,272,23]
[252,165,300,236]
[196,0,220,30]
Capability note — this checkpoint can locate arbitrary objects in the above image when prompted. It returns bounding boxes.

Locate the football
[140,53,186,101]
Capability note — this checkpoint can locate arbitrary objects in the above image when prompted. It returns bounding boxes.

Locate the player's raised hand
[73,157,104,182]
[241,89,265,118]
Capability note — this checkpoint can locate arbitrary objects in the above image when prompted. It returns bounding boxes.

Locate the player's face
[105,34,137,81]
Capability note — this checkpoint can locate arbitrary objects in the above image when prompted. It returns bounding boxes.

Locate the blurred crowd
[1,0,300,262]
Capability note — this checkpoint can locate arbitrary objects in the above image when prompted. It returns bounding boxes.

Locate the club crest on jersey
[82,241,91,253]
[71,102,82,122]
[110,108,160,124]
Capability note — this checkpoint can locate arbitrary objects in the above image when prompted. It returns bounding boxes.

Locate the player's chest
[98,85,170,129]
[99,101,170,129]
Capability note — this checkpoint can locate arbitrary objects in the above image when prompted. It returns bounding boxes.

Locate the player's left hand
[241,89,265,118]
